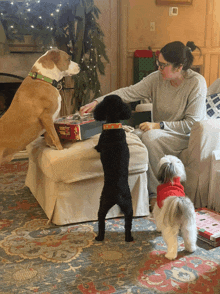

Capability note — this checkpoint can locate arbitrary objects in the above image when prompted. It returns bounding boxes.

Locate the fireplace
[0,81,22,116]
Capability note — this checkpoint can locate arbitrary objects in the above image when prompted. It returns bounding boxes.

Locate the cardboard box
[54,114,104,141]
[196,208,220,247]
[55,110,151,141]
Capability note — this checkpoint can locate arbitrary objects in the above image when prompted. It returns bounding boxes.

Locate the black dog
[94,94,133,242]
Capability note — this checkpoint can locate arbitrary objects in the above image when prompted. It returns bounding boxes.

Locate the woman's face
[158,53,183,80]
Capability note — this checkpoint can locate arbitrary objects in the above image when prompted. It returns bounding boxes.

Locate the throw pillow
[206,93,220,119]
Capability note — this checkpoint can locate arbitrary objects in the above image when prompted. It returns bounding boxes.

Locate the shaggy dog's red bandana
[157,177,185,209]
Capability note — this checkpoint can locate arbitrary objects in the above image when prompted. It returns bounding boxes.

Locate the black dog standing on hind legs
[93,94,134,242]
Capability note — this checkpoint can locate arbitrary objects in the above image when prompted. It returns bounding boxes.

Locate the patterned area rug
[1,160,220,294]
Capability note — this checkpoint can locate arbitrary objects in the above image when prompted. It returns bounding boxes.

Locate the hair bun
[186,41,197,52]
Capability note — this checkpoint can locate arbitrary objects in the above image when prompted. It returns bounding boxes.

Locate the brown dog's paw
[56,144,64,150]
[44,132,54,146]
[44,132,64,150]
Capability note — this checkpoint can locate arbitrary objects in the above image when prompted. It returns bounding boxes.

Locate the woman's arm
[80,71,158,115]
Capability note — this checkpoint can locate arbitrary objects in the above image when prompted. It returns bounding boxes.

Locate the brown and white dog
[0,49,80,166]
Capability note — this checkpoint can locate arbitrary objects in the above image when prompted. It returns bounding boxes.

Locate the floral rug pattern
[0,160,220,294]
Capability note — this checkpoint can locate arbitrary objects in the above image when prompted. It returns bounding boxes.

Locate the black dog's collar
[103,123,123,130]
[28,72,63,90]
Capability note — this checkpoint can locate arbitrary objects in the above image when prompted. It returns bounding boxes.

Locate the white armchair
[208,150,220,212]
[180,118,220,210]
[135,79,220,211]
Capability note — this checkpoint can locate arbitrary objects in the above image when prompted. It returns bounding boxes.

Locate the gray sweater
[96,70,207,135]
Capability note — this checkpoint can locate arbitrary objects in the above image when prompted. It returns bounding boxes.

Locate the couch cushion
[27,131,149,184]
[206,93,220,119]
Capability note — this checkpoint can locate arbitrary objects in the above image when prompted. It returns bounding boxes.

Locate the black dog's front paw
[95,235,104,241]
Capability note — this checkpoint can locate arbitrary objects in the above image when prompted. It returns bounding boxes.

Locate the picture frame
[156,0,192,5]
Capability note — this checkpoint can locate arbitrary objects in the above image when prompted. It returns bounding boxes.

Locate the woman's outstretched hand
[80,100,98,115]
[139,122,160,132]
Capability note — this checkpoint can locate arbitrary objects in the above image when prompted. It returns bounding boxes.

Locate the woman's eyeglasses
[156,59,171,70]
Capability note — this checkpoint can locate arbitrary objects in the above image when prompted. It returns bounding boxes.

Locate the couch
[136,78,220,211]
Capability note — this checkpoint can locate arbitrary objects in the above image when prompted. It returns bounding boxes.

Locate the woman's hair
[160,41,201,71]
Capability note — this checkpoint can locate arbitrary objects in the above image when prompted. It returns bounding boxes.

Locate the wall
[119,0,220,87]
[94,0,119,96]
[128,0,206,49]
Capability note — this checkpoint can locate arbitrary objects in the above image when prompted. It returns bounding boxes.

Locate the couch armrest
[187,119,220,165]
[182,119,220,208]
[208,150,220,211]
[135,103,153,112]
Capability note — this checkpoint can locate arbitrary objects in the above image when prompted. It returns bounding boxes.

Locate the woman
[80,41,207,209]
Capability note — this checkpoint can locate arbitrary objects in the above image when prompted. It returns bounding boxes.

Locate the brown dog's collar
[28,72,63,90]
[103,123,123,130]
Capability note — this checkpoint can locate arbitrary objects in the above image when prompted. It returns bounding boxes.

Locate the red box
[54,114,103,141]
[196,208,220,247]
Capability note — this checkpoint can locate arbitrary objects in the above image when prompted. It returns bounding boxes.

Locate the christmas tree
[0,0,109,111]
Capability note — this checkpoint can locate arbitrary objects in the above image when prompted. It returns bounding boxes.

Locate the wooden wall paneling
[204,54,211,86]
[212,0,220,47]
[127,0,206,50]
[218,55,220,79]
[193,53,204,66]
[156,0,192,4]
[205,0,213,48]
[203,53,210,87]
[94,0,119,96]
[210,54,219,86]
[110,0,120,90]
[119,0,129,88]
[127,54,133,86]
[202,54,206,78]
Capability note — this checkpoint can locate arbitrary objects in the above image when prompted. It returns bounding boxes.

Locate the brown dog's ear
[48,50,61,64]
[38,50,60,70]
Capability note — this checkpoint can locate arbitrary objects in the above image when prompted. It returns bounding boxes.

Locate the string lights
[0,0,109,109]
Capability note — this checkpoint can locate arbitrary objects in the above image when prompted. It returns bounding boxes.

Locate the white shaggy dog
[153,155,197,260]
